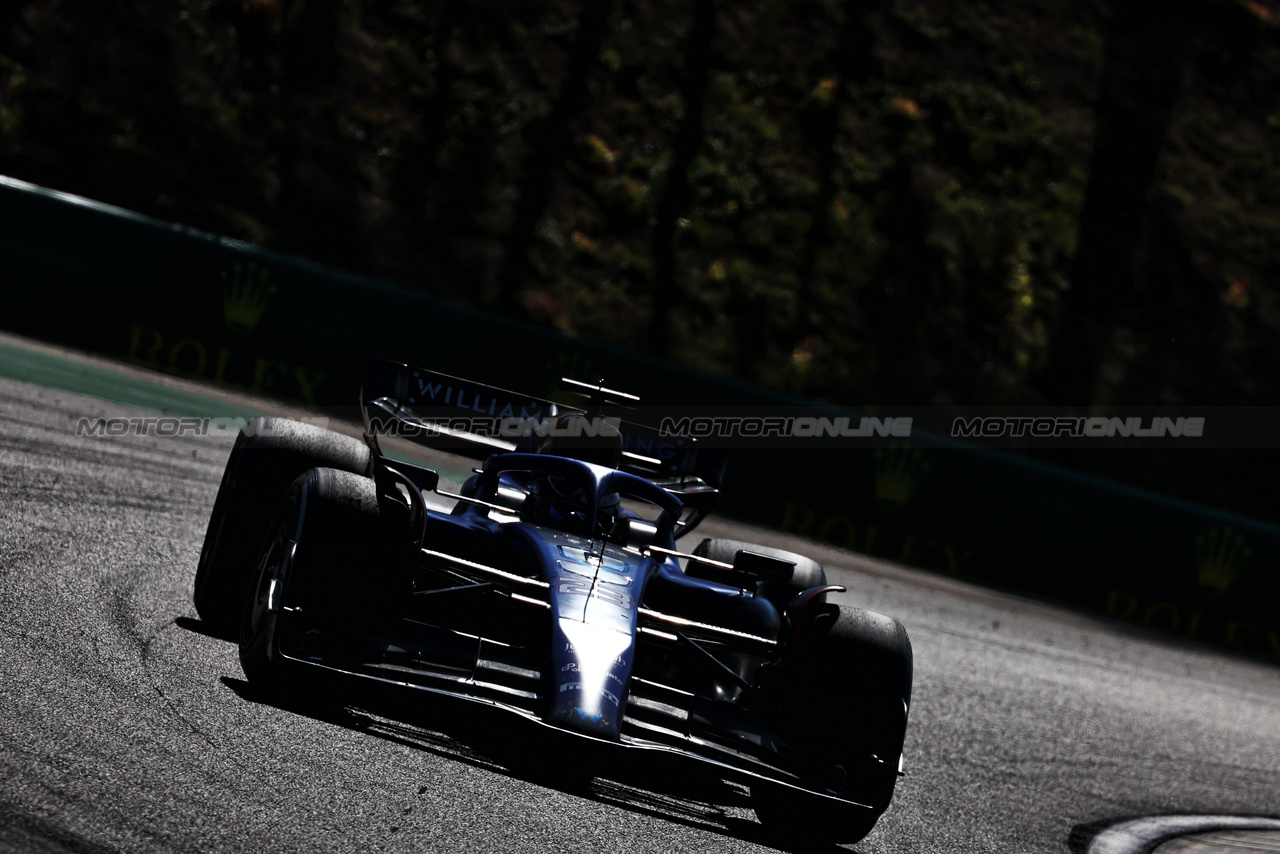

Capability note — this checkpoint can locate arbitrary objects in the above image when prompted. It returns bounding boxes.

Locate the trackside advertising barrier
[756,445,1280,662]
[0,177,781,410]
[2,174,1277,662]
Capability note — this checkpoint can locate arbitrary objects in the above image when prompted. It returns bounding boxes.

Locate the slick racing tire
[194,417,371,639]
[239,468,406,702]
[752,603,913,845]
[691,537,826,606]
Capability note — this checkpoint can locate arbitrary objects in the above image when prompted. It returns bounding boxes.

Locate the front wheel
[752,603,913,845]
[239,467,407,701]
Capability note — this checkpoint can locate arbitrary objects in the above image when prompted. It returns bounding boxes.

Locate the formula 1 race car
[192,359,913,845]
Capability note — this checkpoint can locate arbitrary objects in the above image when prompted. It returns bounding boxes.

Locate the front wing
[269,600,888,815]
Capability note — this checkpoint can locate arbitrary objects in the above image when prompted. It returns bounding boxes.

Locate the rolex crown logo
[873,442,930,511]
[1194,526,1250,595]
[221,262,276,335]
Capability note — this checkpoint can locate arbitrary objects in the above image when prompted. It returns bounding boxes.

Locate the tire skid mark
[104,576,224,752]
[149,683,219,751]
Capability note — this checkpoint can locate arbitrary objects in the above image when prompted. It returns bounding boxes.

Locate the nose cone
[550,619,636,740]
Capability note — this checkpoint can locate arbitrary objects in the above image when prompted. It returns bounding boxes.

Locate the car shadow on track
[182,615,857,854]
[175,615,232,642]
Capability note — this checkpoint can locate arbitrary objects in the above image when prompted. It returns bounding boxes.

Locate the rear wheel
[239,468,407,701]
[194,417,371,638]
[752,604,913,845]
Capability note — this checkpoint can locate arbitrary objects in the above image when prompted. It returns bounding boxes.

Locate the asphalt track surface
[1,356,1279,852]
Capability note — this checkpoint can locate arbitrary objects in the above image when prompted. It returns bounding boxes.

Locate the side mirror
[608,517,631,545]
[732,550,795,582]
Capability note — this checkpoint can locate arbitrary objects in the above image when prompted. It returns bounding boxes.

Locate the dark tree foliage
[1037,0,1201,405]
[1,0,1279,412]
[796,0,882,315]
[647,0,714,356]
[501,0,616,308]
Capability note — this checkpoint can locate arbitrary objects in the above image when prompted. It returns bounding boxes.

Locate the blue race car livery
[193,359,913,845]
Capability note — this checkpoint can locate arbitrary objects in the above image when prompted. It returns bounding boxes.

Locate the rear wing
[359,359,726,488]
[360,358,562,455]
